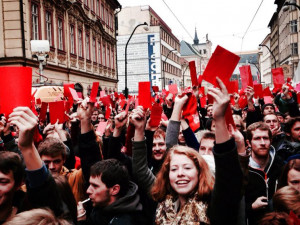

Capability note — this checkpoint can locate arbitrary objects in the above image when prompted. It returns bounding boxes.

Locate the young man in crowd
[245,122,284,225]
[77,159,144,225]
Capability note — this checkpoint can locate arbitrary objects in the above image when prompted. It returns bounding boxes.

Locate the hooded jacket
[82,181,143,225]
[245,146,284,225]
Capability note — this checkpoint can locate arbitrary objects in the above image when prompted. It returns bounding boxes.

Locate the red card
[186,113,200,132]
[36,98,42,105]
[64,83,74,99]
[138,82,152,109]
[168,84,178,95]
[202,45,240,87]
[152,86,159,93]
[200,96,207,108]
[0,67,32,115]
[272,68,285,85]
[239,65,253,89]
[114,92,119,99]
[100,91,106,98]
[39,102,48,122]
[149,104,163,127]
[125,98,132,114]
[105,106,111,119]
[189,61,198,87]
[225,104,236,129]
[238,95,248,109]
[207,94,214,104]
[119,99,126,109]
[199,87,205,95]
[264,96,273,104]
[182,94,198,118]
[100,96,111,107]
[119,93,126,100]
[162,89,167,96]
[297,93,300,104]
[89,82,99,103]
[263,87,272,96]
[198,75,203,87]
[296,83,300,92]
[69,88,80,101]
[49,101,65,124]
[227,80,239,94]
[96,121,107,136]
[254,84,263,98]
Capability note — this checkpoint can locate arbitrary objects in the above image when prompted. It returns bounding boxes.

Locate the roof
[180,40,202,57]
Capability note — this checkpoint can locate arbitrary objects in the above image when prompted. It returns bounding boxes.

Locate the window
[93,38,96,62]
[101,4,104,20]
[111,46,114,69]
[102,42,106,66]
[291,20,297,33]
[70,25,75,54]
[46,11,52,45]
[203,49,207,54]
[90,0,94,12]
[57,18,64,50]
[105,8,108,24]
[107,44,110,67]
[84,0,88,7]
[32,3,39,40]
[78,30,83,57]
[86,34,90,60]
[292,43,298,55]
[98,41,101,64]
[96,0,99,16]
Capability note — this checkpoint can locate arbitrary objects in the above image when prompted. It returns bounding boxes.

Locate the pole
[163,49,177,89]
[124,22,147,98]
[259,44,276,86]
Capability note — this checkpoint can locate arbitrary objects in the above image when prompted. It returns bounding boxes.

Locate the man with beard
[150,129,167,175]
[245,122,284,225]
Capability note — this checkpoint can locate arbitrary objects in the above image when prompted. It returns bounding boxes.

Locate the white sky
[117,0,278,53]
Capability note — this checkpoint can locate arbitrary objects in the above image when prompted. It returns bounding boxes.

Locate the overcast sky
[117,0,278,53]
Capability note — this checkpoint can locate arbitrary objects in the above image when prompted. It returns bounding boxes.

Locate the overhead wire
[240,0,265,54]
[161,0,194,40]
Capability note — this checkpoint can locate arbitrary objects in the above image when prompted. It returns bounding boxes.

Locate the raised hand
[130,106,146,141]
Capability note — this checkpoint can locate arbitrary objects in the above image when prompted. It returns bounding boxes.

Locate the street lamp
[162,49,177,89]
[259,44,276,68]
[124,22,148,98]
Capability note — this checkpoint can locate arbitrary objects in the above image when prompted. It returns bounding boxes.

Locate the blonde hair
[3,208,72,225]
[151,145,214,202]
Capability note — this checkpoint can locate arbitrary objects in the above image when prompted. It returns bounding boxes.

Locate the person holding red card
[130,77,245,225]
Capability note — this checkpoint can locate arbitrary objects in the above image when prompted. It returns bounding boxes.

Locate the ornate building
[0,0,121,94]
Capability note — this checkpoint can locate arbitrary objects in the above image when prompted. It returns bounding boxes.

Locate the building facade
[0,0,121,94]
[263,0,300,84]
[117,5,181,93]
[180,29,212,88]
[259,34,272,85]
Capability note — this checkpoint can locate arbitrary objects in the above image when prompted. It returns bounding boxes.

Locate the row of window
[69,24,114,68]
[291,20,297,33]
[291,42,298,55]
[161,29,180,51]
[31,3,115,69]
[83,0,114,30]
[163,62,181,76]
[161,46,179,63]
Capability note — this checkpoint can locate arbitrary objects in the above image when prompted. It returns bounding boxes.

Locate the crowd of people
[0,77,300,225]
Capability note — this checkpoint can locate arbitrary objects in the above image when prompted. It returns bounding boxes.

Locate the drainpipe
[20,0,26,66]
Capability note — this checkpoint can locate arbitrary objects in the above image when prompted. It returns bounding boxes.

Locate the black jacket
[81,182,144,225]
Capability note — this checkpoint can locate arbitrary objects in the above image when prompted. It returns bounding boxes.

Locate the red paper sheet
[207,94,214,104]
[254,84,263,98]
[150,104,163,127]
[138,82,152,109]
[100,91,106,98]
[105,106,111,119]
[263,87,273,97]
[64,83,74,99]
[152,86,159,92]
[168,84,178,95]
[69,88,80,101]
[189,61,198,86]
[39,102,48,122]
[36,98,41,104]
[296,83,300,92]
[100,96,111,107]
[198,75,203,87]
[119,99,126,110]
[202,45,240,87]
[264,96,273,104]
[227,80,239,94]
[297,93,300,104]
[89,82,99,103]
[49,101,65,124]
[0,67,32,115]
[200,96,207,108]
[96,121,107,136]
[225,104,236,129]
[239,65,253,89]
[238,95,248,109]
[272,68,285,85]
